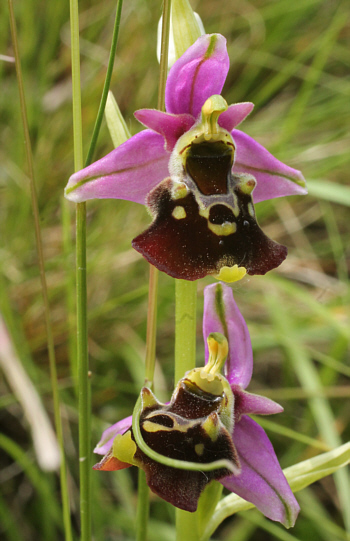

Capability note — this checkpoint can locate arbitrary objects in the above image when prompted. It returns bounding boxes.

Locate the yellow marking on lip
[248,202,255,217]
[237,175,256,195]
[172,182,189,200]
[142,416,195,433]
[207,221,237,236]
[195,443,204,456]
[172,206,187,220]
[214,265,247,283]
[202,413,220,442]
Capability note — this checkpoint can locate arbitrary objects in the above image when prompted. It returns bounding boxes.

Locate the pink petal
[64,130,169,204]
[232,385,283,420]
[232,130,307,203]
[165,34,229,119]
[94,415,132,455]
[134,109,195,151]
[221,416,300,528]
[218,102,254,132]
[203,283,253,389]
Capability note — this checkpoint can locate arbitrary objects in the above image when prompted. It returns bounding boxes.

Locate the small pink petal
[165,34,229,119]
[232,385,283,420]
[218,102,254,132]
[203,283,253,389]
[232,130,307,203]
[94,415,132,455]
[221,416,300,528]
[65,130,169,204]
[134,109,195,151]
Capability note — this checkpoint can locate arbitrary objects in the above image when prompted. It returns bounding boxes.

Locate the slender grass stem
[136,2,171,539]
[70,2,124,539]
[144,265,159,387]
[8,2,72,540]
[76,202,90,541]
[61,199,77,384]
[175,280,197,540]
[68,0,90,540]
[84,0,124,167]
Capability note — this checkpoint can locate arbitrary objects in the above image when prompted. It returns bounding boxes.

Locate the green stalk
[76,202,90,541]
[8,2,73,541]
[84,0,124,167]
[136,1,171,539]
[69,0,89,540]
[70,2,124,539]
[175,278,197,540]
[136,469,150,541]
[144,265,159,387]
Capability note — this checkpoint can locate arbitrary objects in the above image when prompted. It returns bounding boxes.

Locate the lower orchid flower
[93,283,300,527]
[65,33,306,283]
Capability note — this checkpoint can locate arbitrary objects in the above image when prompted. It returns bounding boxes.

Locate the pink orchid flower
[65,34,306,281]
[93,283,299,527]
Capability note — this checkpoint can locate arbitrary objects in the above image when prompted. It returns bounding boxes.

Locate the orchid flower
[93,283,300,527]
[65,34,306,283]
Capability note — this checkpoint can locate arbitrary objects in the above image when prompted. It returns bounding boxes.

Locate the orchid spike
[65,34,306,282]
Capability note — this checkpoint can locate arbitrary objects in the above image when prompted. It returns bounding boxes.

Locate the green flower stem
[136,468,150,541]
[176,510,199,541]
[175,279,198,540]
[8,2,73,541]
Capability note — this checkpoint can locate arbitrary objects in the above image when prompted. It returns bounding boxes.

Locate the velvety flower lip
[94,283,299,526]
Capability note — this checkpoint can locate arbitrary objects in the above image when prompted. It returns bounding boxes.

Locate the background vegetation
[1,0,349,539]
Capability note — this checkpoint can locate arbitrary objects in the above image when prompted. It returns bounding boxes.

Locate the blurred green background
[1,0,349,540]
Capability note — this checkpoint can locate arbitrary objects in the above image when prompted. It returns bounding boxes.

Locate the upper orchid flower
[65,34,306,282]
[93,283,300,527]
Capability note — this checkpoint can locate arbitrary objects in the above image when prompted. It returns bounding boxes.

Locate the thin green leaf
[307,179,350,207]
